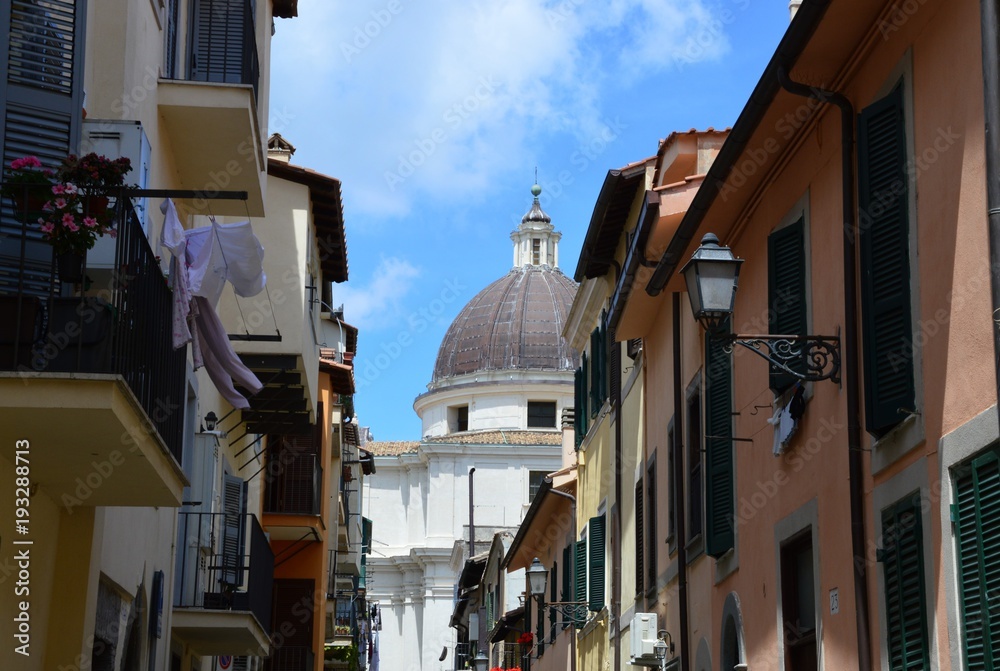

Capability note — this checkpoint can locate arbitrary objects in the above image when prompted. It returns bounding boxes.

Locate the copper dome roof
[432,265,578,382]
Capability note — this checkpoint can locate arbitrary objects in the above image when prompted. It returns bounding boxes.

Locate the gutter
[980,0,1000,456]
[575,169,625,282]
[671,294,690,671]
[608,191,660,332]
[645,0,832,296]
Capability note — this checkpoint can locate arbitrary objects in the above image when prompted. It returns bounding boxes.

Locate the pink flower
[39,222,54,234]
[53,198,67,210]
[42,201,54,212]
[108,229,117,238]
[66,220,79,232]
[10,156,41,170]
[83,216,97,228]
[51,184,65,195]
[62,213,75,226]
[63,183,78,195]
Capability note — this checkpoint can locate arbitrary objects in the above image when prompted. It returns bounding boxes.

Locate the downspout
[979,0,1000,433]
[469,467,476,558]
[611,326,623,671]
[548,486,578,671]
[776,66,871,671]
[672,293,690,671]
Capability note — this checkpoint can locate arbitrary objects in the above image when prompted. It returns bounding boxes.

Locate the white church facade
[364,185,578,671]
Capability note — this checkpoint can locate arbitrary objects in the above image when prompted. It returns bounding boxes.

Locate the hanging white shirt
[185,218,266,307]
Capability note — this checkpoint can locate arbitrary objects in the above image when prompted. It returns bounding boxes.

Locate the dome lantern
[511,181,561,268]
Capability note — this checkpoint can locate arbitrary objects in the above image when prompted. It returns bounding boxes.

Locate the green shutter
[635,481,644,594]
[956,449,1000,670]
[590,328,601,417]
[599,318,609,401]
[767,217,808,393]
[574,539,587,627]
[705,321,735,558]
[588,514,606,612]
[549,563,557,642]
[561,545,572,630]
[858,82,915,436]
[881,494,929,670]
[575,366,587,447]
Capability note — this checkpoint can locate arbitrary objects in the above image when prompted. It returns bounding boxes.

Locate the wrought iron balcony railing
[174,511,274,634]
[0,183,186,462]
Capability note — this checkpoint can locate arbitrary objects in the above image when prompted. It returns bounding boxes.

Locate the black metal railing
[187,0,260,101]
[0,184,186,462]
[263,450,322,515]
[455,642,472,671]
[174,511,274,635]
[264,645,315,671]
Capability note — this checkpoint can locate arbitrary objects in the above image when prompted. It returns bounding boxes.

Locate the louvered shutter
[221,473,246,586]
[561,545,571,630]
[189,0,248,85]
[549,563,557,642]
[575,366,586,447]
[588,515,606,612]
[956,450,1000,670]
[768,217,807,392]
[590,328,601,417]
[573,539,586,627]
[858,83,915,436]
[635,481,644,595]
[1,0,86,289]
[705,320,734,558]
[880,494,929,670]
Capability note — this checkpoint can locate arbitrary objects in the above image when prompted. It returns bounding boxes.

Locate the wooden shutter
[561,545,571,630]
[589,328,601,417]
[880,494,929,670]
[189,0,248,85]
[705,321,735,558]
[635,481,644,595]
[588,515,606,612]
[221,473,246,586]
[646,461,657,589]
[0,0,86,287]
[858,82,915,436]
[573,539,586,626]
[956,449,1000,670]
[768,217,807,392]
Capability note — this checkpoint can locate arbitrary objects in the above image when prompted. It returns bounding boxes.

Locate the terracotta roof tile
[428,430,562,446]
[367,441,421,456]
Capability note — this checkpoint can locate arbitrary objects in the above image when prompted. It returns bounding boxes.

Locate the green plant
[325,643,359,668]
[58,153,132,193]
[2,156,55,202]
[38,183,117,255]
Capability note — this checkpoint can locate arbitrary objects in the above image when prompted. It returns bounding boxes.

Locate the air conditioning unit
[630,612,658,662]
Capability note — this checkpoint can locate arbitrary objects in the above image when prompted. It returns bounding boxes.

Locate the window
[528,401,557,428]
[573,539,587,626]
[879,493,929,670]
[687,383,703,542]
[528,470,546,502]
[574,355,589,447]
[705,321,734,558]
[858,80,915,437]
[533,238,541,264]
[561,544,572,630]
[588,514,606,612]
[781,532,817,671]
[955,448,1000,670]
[646,458,658,591]
[549,562,557,643]
[635,480,644,595]
[449,405,469,433]
[164,0,180,77]
[589,324,608,417]
[768,216,808,392]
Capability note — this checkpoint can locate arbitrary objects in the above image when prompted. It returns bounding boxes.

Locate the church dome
[432,265,578,382]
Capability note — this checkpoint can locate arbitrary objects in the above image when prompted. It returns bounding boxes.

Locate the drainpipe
[548,486,578,671]
[979,0,1000,435]
[776,66,871,671]
[611,326,623,671]
[469,468,476,558]
[672,293,690,671]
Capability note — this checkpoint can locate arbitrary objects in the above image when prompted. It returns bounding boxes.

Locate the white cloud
[270,0,729,219]
[334,256,421,331]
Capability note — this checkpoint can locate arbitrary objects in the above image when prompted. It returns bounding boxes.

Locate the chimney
[789,0,802,20]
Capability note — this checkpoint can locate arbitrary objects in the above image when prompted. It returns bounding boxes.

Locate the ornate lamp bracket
[713,332,841,384]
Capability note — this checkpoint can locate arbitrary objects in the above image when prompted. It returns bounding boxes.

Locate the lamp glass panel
[697,262,738,315]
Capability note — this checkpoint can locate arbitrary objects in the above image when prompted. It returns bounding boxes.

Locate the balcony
[158,0,265,215]
[173,511,274,657]
[262,433,325,540]
[265,645,315,671]
[0,188,187,506]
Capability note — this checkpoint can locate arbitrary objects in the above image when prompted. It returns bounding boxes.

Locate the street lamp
[653,637,667,671]
[474,650,489,671]
[526,557,548,598]
[204,411,218,431]
[681,232,841,384]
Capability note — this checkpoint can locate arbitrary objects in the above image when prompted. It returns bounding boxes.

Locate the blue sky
[268,0,790,441]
